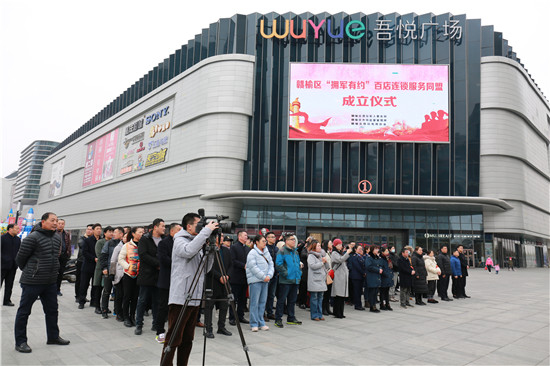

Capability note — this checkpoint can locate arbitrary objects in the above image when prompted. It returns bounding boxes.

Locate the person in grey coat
[331,239,355,319]
[307,240,329,321]
[160,213,218,366]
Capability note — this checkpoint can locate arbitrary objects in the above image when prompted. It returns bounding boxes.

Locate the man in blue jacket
[348,245,366,311]
[450,250,464,299]
[274,234,302,328]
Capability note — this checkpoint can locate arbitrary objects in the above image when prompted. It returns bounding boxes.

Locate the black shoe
[400,304,407,309]
[46,337,70,345]
[463,295,471,298]
[3,301,14,306]
[442,298,453,301]
[406,303,414,307]
[94,307,102,314]
[116,316,124,322]
[102,312,109,319]
[322,310,329,316]
[355,307,366,311]
[239,318,249,324]
[134,326,142,335]
[217,328,232,336]
[15,342,32,353]
[370,307,380,313]
[299,304,306,309]
[274,320,284,328]
[205,332,214,338]
[386,305,393,311]
[267,314,276,320]
[419,302,427,306]
[287,318,302,325]
[427,299,439,304]
[229,319,236,326]
[78,303,84,309]
[124,319,133,327]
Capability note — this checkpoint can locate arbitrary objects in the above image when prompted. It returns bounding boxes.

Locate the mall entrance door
[307,229,407,250]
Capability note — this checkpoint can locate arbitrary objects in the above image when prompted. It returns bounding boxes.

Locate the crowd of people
[2,211,474,364]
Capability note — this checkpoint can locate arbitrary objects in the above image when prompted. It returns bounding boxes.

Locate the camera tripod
[160,234,251,366]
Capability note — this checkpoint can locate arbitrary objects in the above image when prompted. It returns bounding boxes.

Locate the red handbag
[328,269,335,279]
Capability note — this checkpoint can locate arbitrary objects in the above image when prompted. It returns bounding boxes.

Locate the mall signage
[289,63,450,142]
[260,18,462,42]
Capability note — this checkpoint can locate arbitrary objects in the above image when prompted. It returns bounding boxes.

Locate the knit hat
[333,238,343,246]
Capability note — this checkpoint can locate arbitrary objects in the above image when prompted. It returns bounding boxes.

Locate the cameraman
[161,213,218,366]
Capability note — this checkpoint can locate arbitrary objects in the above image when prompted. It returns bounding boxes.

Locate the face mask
[390,249,395,253]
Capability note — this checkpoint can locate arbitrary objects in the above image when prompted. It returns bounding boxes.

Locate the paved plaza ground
[1,268,549,365]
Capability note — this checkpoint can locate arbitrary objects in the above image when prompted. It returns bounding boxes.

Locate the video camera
[196,208,236,246]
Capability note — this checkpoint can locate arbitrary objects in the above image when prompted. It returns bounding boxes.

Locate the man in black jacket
[55,219,71,296]
[204,234,233,338]
[228,230,250,325]
[1,224,21,306]
[155,223,181,343]
[457,245,471,298]
[75,224,92,302]
[264,232,278,320]
[397,248,415,309]
[135,218,164,335]
[78,223,102,309]
[436,245,453,301]
[14,213,70,353]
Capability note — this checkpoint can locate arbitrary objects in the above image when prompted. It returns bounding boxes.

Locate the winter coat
[169,227,214,306]
[205,245,233,297]
[81,236,98,273]
[157,235,174,290]
[411,252,428,294]
[485,257,493,267]
[450,256,462,276]
[276,245,302,285]
[424,255,441,281]
[380,255,394,288]
[100,239,120,271]
[307,251,329,292]
[246,245,274,285]
[365,254,383,288]
[348,253,366,280]
[397,255,414,288]
[1,233,20,270]
[229,241,250,285]
[110,243,124,285]
[93,238,106,286]
[436,252,452,276]
[76,235,87,263]
[331,249,350,297]
[137,233,160,287]
[459,253,469,276]
[16,225,60,285]
[266,243,278,276]
[56,230,71,259]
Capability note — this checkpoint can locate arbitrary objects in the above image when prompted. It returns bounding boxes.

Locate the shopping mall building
[37,12,549,268]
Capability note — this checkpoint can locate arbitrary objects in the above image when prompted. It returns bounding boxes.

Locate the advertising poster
[118,100,173,177]
[82,129,119,187]
[289,63,450,142]
[48,158,65,198]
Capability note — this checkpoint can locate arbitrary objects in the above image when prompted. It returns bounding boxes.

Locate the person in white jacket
[424,250,441,304]
[246,235,274,332]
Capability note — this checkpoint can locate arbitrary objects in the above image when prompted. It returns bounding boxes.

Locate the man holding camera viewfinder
[161,213,218,366]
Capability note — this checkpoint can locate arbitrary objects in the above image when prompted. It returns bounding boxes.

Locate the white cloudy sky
[1,0,548,177]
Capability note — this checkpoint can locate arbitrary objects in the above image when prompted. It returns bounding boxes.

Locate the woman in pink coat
[485,256,494,272]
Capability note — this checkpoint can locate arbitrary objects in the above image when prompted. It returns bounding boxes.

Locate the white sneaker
[156,333,166,343]
[251,327,259,332]
[260,325,269,331]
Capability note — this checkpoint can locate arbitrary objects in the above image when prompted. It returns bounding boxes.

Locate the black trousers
[56,256,69,292]
[156,287,169,335]
[74,261,82,297]
[323,284,332,313]
[1,268,17,304]
[427,280,437,299]
[379,287,390,306]
[101,275,113,311]
[228,283,247,321]
[452,276,464,297]
[122,275,138,321]
[113,281,124,319]
[14,283,59,346]
[78,270,94,305]
[333,296,345,318]
[367,287,379,308]
[351,279,364,309]
[437,274,450,299]
[204,296,229,332]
